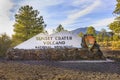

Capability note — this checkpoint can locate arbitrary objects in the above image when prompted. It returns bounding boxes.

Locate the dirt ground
[0,60,120,80]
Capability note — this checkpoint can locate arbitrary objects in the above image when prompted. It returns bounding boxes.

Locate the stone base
[6,48,104,60]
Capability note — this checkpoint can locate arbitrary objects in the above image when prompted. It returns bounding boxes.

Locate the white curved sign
[14,31,82,49]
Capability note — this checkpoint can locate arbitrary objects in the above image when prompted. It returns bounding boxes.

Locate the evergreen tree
[0,33,12,57]
[12,5,46,45]
[86,26,96,36]
[113,35,119,41]
[109,21,120,34]
[101,29,108,41]
[78,32,84,37]
[114,0,120,15]
[56,24,65,33]
[108,32,114,41]
[96,33,103,42]
[108,0,120,49]
[109,0,120,36]
[96,29,109,42]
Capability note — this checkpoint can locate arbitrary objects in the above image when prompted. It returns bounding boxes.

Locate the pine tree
[78,32,84,37]
[109,0,120,39]
[108,0,120,49]
[12,5,46,45]
[114,0,120,15]
[0,33,12,57]
[56,24,65,33]
[86,26,96,36]
[109,21,120,34]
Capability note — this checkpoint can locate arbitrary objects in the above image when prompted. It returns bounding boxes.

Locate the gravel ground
[0,60,120,80]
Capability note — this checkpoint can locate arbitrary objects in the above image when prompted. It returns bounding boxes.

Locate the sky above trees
[0,0,116,36]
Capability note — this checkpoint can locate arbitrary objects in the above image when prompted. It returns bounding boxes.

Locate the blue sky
[0,0,116,36]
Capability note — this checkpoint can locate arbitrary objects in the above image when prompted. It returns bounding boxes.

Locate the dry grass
[0,60,119,80]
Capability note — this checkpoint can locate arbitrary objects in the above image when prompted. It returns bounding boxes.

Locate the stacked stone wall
[6,48,103,60]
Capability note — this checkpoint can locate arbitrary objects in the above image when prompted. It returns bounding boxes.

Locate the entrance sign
[14,31,82,49]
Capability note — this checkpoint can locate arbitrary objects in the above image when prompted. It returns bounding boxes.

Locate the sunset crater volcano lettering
[36,36,72,41]
[43,41,65,45]
[14,31,82,49]
[36,36,73,46]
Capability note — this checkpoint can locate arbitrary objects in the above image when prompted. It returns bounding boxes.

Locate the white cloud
[0,0,116,36]
[91,17,115,30]
[72,0,86,6]
[61,0,101,26]
[20,0,65,27]
[0,0,14,36]
[72,0,93,7]
[21,0,64,10]
[0,0,64,36]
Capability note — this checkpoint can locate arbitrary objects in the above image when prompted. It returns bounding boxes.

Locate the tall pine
[12,5,46,46]
[109,0,120,35]
[109,0,120,49]
[0,33,12,57]
[56,24,65,32]
[86,26,96,36]
[54,24,66,33]
[114,0,120,15]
